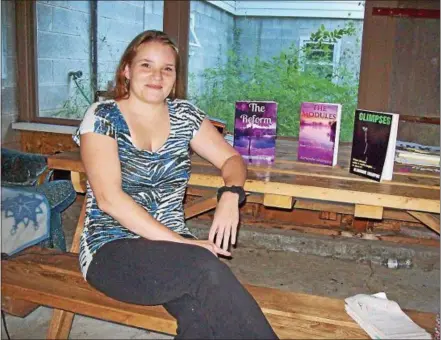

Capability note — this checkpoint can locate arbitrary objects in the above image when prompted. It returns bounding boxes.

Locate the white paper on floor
[345,292,432,339]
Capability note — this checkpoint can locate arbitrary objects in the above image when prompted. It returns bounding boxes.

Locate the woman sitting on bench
[73,30,277,340]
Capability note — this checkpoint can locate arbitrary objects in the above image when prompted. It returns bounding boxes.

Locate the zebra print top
[73,98,206,278]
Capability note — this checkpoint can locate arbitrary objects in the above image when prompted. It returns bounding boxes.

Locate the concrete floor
[2,198,440,339]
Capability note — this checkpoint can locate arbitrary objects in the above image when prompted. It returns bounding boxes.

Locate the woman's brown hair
[111,30,179,101]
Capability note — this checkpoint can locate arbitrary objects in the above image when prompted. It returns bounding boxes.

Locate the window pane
[35,0,163,120]
[187,1,364,141]
[36,1,91,119]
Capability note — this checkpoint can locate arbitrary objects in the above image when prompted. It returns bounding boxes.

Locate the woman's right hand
[183,239,231,257]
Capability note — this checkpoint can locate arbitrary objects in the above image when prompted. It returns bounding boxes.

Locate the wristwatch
[217,185,246,205]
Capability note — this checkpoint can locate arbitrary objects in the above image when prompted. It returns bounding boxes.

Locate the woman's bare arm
[190,119,247,250]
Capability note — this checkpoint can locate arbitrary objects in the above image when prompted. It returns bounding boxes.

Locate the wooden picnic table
[41,139,439,338]
[47,139,440,233]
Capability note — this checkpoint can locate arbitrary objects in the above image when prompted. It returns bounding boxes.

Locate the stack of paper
[345,292,432,339]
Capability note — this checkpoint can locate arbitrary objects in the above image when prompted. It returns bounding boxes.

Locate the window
[299,37,341,81]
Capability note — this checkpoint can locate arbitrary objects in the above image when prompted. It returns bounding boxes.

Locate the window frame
[15,0,190,126]
[299,36,341,82]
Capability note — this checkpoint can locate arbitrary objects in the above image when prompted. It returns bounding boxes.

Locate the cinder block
[97,61,118,76]
[3,57,17,87]
[52,7,90,36]
[152,0,164,15]
[143,1,154,14]
[52,59,90,84]
[66,1,90,13]
[193,2,204,14]
[211,7,221,22]
[144,14,163,31]
[38,31,89,59]
[50,1,69,9]
[110,20,143,43]
[97,37,129,63]
[36,2,52,31]
[1,0,15,25]
[153,0,164,15]
[3,23,17,57]
[98,1,143,23]
[38,84,70,111]
[1,86,18,115]
[37,59,53,84]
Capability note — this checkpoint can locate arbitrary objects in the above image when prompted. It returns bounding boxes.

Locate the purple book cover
[233,101,278,164]
[298,102,341,166]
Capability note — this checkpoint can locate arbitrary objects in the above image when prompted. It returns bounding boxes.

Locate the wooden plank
[407,211,440,234]
[354,205,384,220]
[1,252,436,339]
[390,0,440,146]
[189,173,440,213]
[294,200,421,223]
[184,195,217,219]
[192,159,440,190]
[399,115,440,124]
[1,296,39,317]
[263,194,293,209]
[70,171,86,193]
[21,131,78,154]
[48,151,84,173]
[190,219,439,248]
[357,0,399,111]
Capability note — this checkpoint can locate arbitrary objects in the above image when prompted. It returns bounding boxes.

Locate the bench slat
[2,251,435,339]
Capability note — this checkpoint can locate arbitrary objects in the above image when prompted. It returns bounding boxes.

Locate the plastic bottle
[381,258,412,269]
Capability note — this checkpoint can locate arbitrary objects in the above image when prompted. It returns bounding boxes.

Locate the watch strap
[216,185,246,205]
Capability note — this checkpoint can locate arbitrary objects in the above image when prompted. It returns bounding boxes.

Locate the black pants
[86,238,278,339]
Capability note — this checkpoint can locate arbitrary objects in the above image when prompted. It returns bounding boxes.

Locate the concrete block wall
[36,0,91,119]
[1,0,20,148]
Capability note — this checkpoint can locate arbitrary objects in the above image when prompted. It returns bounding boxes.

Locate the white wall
[209,1,365,19]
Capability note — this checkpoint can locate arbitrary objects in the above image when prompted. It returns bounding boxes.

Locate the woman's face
[124,41,177,105]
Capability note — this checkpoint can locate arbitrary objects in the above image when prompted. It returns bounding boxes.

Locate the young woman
[73,30,278,339]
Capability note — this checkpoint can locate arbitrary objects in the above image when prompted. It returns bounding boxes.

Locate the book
[395,141,440,167]
[297,102,342,166]
[233,101,277,164]
[349,109,399,182]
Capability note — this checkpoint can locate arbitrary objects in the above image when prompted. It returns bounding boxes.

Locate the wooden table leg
[263,193,293,209]
[46,198,86,339]
[354,204,383,220]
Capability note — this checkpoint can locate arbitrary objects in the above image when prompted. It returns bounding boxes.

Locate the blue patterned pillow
[1,148,48,186]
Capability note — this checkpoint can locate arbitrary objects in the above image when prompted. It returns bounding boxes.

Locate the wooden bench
[2,247,436,339]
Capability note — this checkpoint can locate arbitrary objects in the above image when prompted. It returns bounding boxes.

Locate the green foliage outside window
[189,23,360,142]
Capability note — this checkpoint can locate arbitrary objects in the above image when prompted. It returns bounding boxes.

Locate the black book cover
[349,109,394,181]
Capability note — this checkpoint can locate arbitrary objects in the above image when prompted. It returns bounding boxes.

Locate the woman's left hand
[209,192,240,252]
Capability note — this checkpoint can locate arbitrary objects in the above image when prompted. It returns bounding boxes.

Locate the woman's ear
[123,64,130,80]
